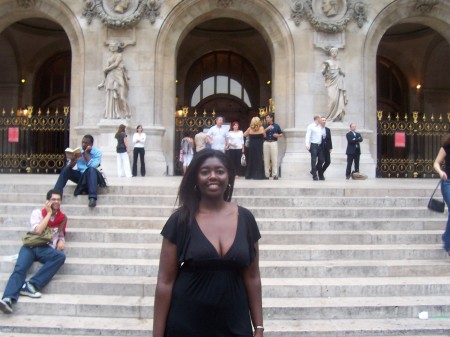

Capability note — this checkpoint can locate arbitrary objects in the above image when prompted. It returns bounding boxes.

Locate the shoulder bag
[22,215,67,247]
[428,180,445,213]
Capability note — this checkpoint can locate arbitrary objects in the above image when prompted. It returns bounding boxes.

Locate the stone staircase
[0,176,450,336]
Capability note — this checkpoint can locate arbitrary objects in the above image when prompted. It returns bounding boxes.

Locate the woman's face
[197,157,229,199]
[233,123,239,131]
[137,126,143,132]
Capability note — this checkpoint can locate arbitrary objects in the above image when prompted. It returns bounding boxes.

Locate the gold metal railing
[0,107,70,174]
[376,110,450,178]
[174,107,216,175]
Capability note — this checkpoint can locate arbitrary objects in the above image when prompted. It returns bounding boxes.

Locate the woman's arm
[260,126,266,138]
[124,135,129,151]
[434,147,447,180]
[243,128,250,137]
[242,242,264,337]
[153,238,179,337]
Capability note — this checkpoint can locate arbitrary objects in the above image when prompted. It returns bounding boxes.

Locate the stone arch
[154,0,294,174]
[363,0,450,159]
[0,0,85,144]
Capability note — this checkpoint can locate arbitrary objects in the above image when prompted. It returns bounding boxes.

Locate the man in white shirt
[305,115,325,180]
[206,116,227,152]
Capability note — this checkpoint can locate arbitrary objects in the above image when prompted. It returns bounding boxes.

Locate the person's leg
[123,153,132,178]
[271,142,278,177]
[54,166,79,194]
[354,150,361,172]
[346,154,353,178]
[441,180,450,252]
[140,149,146,176]
[317,146,325,179]
[310,144,319,179]
[117,153,124,177]
[263,141,270,178]
[2,246,36,301]
[322,149,331,173]
[132,148,138,176]
[85,168,98,199]
[28,246,66,290]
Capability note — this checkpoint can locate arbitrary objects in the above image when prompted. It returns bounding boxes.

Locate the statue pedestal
[90,120,167,178]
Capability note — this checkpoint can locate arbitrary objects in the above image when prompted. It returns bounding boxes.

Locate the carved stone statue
[113,0,130,14]
[98,41,130,119]
[322,47,347,122]
[321,0,338,17]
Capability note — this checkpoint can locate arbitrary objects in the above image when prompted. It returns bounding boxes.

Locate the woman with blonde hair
[115,124,132,177]
[244,117,266,179]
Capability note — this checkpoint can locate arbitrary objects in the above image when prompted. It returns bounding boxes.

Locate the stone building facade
[0,0,449,178]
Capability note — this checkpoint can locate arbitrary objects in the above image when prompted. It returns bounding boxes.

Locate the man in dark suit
[317,117,333,180]
[345,123,363,179]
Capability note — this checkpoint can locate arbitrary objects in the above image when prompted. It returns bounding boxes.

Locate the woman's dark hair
[177,149,235,225]
[116,124,126,137]
[443,134,450,147]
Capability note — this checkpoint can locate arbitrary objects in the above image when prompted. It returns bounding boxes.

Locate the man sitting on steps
[0,189,67,314]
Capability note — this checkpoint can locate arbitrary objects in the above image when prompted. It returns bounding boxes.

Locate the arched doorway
[173,18,272,174]
[376,23,450,177]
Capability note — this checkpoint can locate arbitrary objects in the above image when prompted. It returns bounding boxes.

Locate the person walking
[206,116,227,152]
[433,133,450,256]
[305,115,324,180]
[345,123,363,179]
[181,133,195,174]
[317,116,333,179]
[132,125,146,177]
[0,189,67,314]
[263,114,283,180]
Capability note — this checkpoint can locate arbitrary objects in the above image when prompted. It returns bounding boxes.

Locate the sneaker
[0,298,13,314]
[20,281,42,298]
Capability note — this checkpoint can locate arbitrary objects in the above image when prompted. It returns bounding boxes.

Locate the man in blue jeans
[0,189,67,314]
[54,134,104,207]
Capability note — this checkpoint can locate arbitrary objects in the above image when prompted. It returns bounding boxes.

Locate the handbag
[428,180,445,213]
[22,215,67,247]
[241,153,247,167]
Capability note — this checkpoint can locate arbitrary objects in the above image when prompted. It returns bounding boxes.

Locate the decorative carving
[82,0,162,28]
[217,0,234,8]
[415,0,439,13]
[290,0,367,33]
[16,0,35,8]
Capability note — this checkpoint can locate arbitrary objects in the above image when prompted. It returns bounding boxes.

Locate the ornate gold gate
[377,111,449,178]
[174,108,216,175]
[0,107,70,174]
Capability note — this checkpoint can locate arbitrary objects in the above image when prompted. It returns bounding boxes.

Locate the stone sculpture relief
[322,47,347,122]
[290,0,367,32]
[98,41,130,119]
[82,0,161,28]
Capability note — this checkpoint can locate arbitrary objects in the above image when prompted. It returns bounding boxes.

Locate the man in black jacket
[317,117,333,180]
[345,123,363,179]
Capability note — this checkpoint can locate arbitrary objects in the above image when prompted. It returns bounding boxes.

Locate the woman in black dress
[244,117,266,180]
[153,149,264,337]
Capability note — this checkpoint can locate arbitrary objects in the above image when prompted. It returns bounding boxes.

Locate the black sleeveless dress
[161,206,261,337]
[245,134,265,179]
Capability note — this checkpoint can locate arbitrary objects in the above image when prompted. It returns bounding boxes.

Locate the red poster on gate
[8,127,19,142]
[395,131,405,148]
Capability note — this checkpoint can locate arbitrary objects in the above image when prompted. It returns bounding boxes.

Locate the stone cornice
[290,0,367,33]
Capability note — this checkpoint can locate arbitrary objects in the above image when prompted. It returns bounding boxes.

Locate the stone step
[1,214,444,231]
[2,274,450,298]
[0,192,433,208]
[0,240,446,260]
[0,203,444,218]
[3,294,450,320]
[1,258,449,278]
[0,227,444,245]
